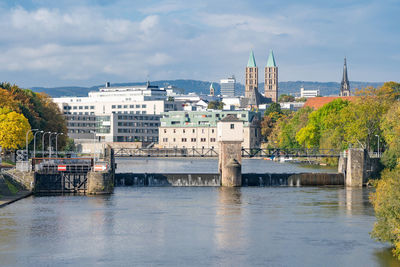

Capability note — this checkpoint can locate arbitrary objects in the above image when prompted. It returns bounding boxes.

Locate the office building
[220,76,237,97]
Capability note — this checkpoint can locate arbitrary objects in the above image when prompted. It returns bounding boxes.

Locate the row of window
[112,111,147,114]
[117,129,158,134]
[68,129,93,134]
[163,128,215,134]
[66,116,96,121]
[64,106,95,110]
[115,136,158,142]
[67,123,96,127]
[162,137,216,143]
[64,112,95,115]
[117,122,159,127]
[117,115,159,121]
[112,104,146,109]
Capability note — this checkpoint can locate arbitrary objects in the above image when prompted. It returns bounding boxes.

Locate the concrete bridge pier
[339,148,382,187]
[218,115,244,187]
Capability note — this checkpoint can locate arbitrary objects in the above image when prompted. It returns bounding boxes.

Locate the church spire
[247,50,256,67]
[340,57,350,96]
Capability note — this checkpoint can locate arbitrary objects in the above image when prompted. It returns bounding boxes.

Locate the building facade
[300,87,319,98]
[220,76,237,97]
[53,82,178,142]
[264,50,278,103]
[158,110,261,149]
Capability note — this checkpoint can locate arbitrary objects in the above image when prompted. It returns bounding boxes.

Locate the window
[211,129,214,133]
[230,124,234,129]
[73,106,77,110]
[173,129,176,133]
[191,138,196,142]
[163,138,168,142]
[90,106,95,109]
[130,105,134,108]
[182,138,187,142]
[210,138,216,142]
[164,129,167,133]
[112,105,116,109]
[118,105,122,108]
[123,105,128,109]
[142,104,146,108]
[173,138,176,142]
[192,129,195,133]
[201,138,206,142]
[136,105,140,108]
[183,129,185,133]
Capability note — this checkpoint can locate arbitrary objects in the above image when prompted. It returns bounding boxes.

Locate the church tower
[245,50,258,99]
[340,57,351,96]
[209,82,215,96]
[264,50,278,103]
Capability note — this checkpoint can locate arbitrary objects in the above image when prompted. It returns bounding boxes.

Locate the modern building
[158,110,261,149]
[340,57,351,96]
[300,87,320,98]
[96,113,161,143]
[264,50,278,102]
[220,76,237,97]
[53,82,179,143]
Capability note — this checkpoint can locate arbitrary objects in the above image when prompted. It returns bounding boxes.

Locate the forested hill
[30,80,383,98]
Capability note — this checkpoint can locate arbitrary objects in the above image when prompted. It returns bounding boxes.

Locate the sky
[0,0,399,87]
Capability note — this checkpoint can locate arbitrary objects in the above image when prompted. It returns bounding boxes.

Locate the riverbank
[0,173,32,208]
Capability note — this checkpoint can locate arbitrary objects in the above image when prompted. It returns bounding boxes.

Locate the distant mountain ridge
[29,80,383,98]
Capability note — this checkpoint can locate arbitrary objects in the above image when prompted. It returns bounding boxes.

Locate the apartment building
[158,110,261,149]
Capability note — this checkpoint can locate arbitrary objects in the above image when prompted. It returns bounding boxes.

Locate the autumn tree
[278,94,295,102]
[0,108,31,150]
[207,101,224,110]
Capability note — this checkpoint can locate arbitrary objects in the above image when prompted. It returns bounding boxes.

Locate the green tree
[0,108,31,150]
[64,138,76,152]
[296,99,350,148]
[278,94,295,102]
[370,167,400,259]
[264,103,282,116]
[207,101,224,110]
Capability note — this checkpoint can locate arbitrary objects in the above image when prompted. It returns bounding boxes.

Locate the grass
[5,179,18,194]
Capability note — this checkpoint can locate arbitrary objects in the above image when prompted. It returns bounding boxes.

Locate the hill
[30,80,383,98]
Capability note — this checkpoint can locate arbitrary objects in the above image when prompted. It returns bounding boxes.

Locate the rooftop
[303,96,357,109]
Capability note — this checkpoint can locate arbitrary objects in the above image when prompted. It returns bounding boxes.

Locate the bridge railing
[113,147,341,158]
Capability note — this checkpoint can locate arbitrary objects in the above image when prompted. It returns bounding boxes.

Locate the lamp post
[375,134,380,157]
[90,130,96,166]
[49,132,57,158]
[33,130,44,158]
[42,132,51,157]
[55,133,64,158]
[25,129,38,159]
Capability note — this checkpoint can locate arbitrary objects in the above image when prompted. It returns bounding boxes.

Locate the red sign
[58,165,67,171]
[94,164,107,172]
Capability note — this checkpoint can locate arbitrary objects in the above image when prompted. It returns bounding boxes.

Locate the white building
[220,76,237,97]
[53,82,179,143]
[300,87,320,98]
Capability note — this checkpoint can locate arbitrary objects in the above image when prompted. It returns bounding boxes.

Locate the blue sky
[0,0,399,87]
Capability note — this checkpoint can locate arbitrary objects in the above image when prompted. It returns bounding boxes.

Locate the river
[0,159,398,266]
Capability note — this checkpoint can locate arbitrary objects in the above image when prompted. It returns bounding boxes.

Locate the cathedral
[244,50,278,108]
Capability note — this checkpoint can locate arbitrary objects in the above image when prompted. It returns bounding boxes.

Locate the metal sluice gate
[33,158,93,193]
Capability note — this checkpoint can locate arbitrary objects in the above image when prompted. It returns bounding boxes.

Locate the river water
[0,160,399,266]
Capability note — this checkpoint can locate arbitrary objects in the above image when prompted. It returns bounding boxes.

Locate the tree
[207,101,224,110]
[278,94,295,102]
[0,108,31,150]
[296,99,350,148]
[264,103,282,116]
[370,167,400,259]
[64,138,77,152]
[380,102,400,169]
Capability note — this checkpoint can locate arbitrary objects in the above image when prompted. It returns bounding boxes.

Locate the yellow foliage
[0,108,32,150]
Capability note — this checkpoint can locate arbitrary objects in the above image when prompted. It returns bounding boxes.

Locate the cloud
[0,0,398,87]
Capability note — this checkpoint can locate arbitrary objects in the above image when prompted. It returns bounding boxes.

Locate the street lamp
[375,134,380,157]
[55,133,64,158]
[25,129,38,159]
[33,130,44,158]
[90,130,96,165]
[42,132,51,157]
[49,132,57,158]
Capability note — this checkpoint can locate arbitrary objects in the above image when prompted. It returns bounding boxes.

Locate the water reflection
[374,248,400,267]
[215,187,247,265]
[0,211,17,266]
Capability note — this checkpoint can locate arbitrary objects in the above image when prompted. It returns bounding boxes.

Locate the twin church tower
[245,50,278,103]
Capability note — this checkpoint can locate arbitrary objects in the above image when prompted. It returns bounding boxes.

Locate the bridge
[113,147,342,158]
